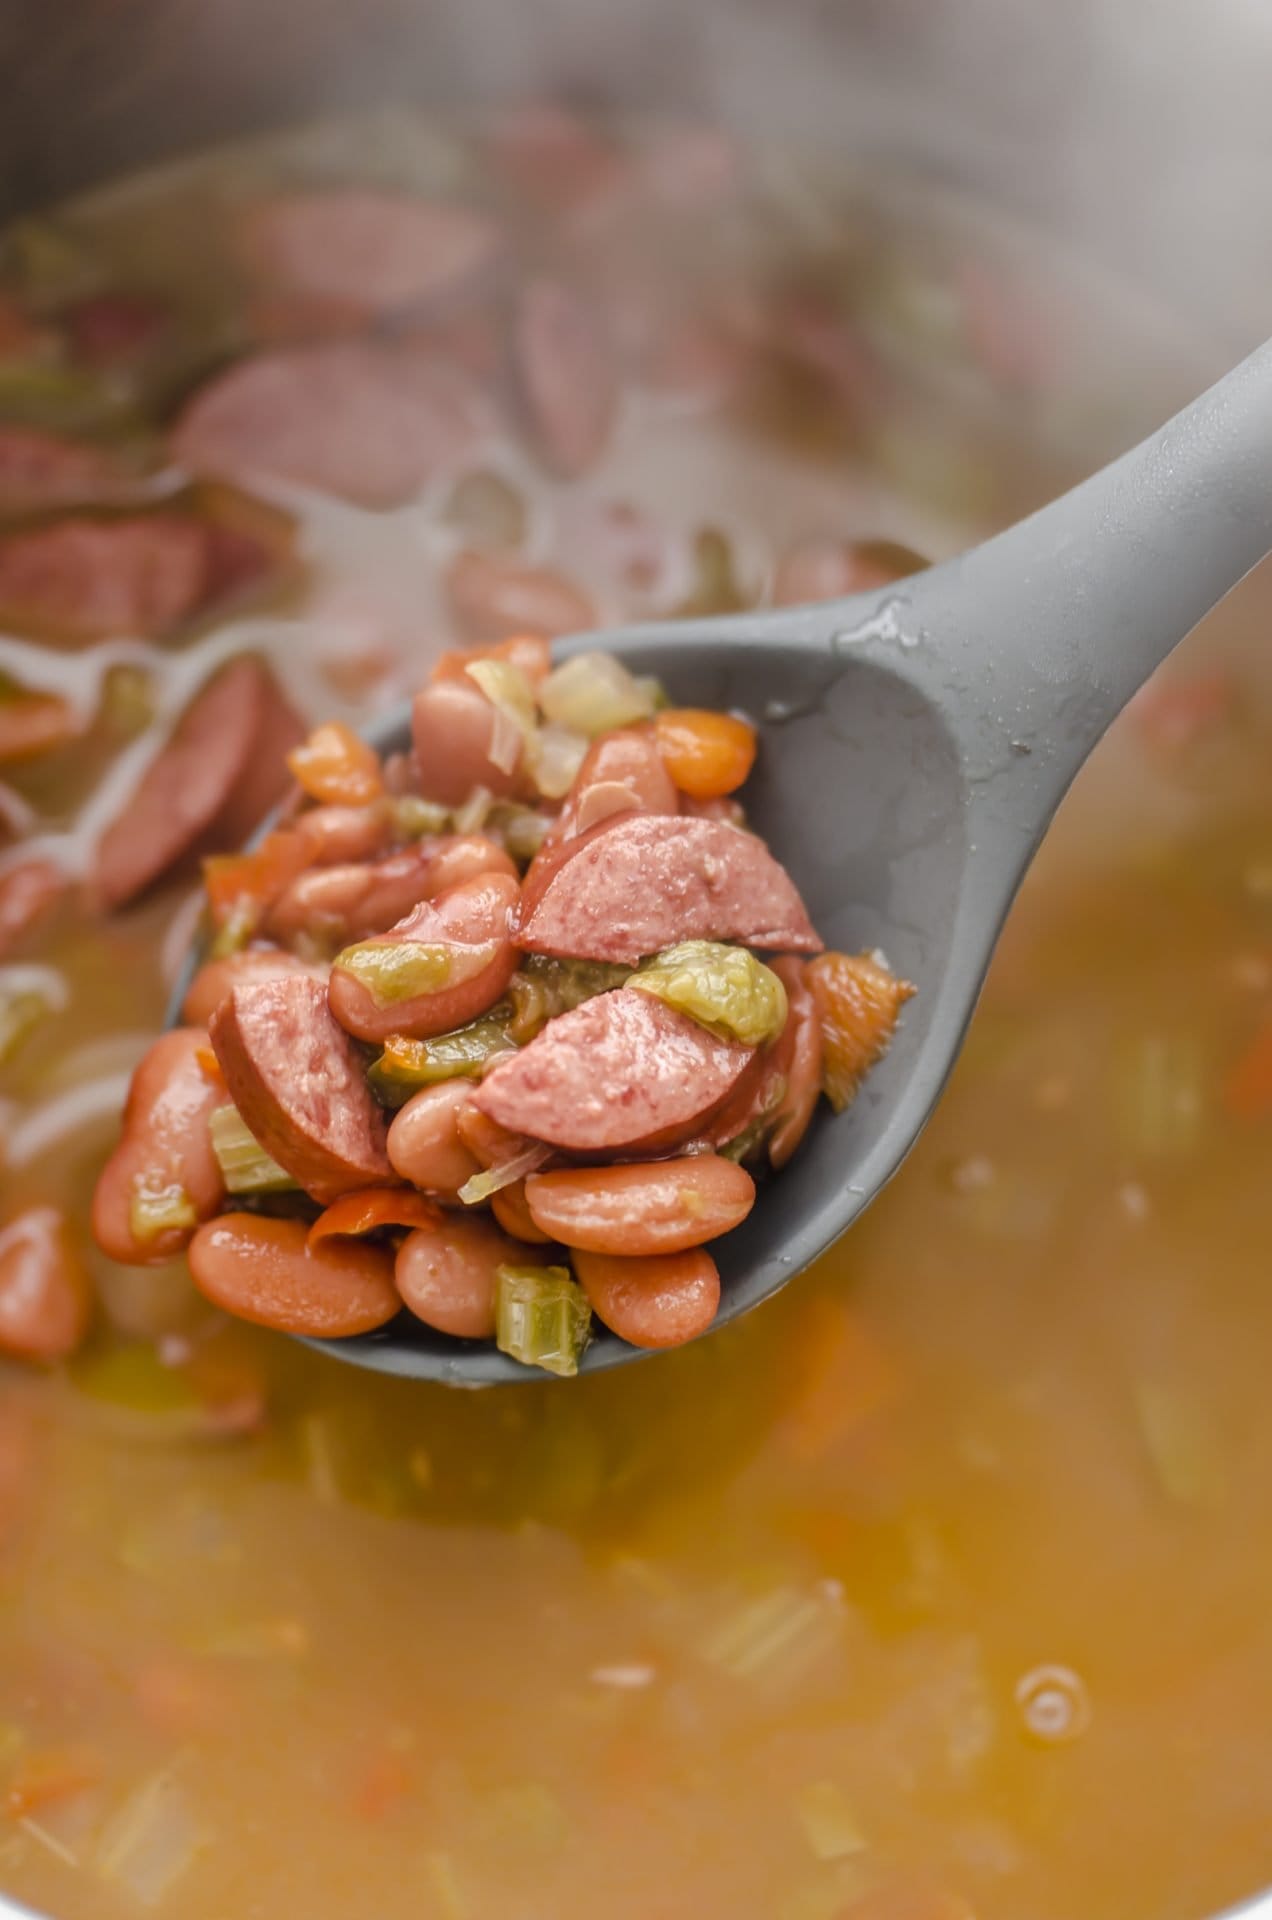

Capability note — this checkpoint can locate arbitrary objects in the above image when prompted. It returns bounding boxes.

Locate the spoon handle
[905,334,1272,804]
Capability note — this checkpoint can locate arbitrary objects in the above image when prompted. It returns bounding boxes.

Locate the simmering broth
[1,109,1269,1920]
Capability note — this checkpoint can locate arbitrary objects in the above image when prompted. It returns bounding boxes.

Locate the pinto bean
[548,726,678,844]
[327,870,519,1045]
[268,836,516,947]
[768,956,823,1168]
[0,1207,93,1362]
[410,678,529,807]
[188,1214,400,1336]
[394,1215,521,1338]
[180,947,325,1025]
[91,1029,226,1266]
[387,1082,484,1199]
[490,1180,552,1244]
[572,1247,720,1348]
[293,803,392,867]
[524,1156,754,1255]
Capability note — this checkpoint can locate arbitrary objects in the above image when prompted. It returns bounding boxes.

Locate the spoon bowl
[172,335,1272,1384]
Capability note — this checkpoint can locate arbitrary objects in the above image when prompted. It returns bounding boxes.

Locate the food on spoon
[94,640,913,1369]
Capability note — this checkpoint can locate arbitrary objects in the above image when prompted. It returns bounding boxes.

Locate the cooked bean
[0,1207,93,1362]
[387,1083,484,1199]
[188,1213,400,1336]
[490,1180,552,1244]
[328,870,519,1045]
[395,1216,521,1338]
[768,956,823,1168]
[268,836,516,947]
[549,726,678,843]
[92,1029,226,1266]
[410,679,529,807]
[293,803,391,866]
[572,1247,720,1348]
[181,947,325,1025]
[445,549,595,643]
[454,1103,535,1171]
[525,1156,755,1255]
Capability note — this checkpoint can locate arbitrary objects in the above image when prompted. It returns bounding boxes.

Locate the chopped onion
[794,1780,867,1862]
[527,723,588,800]
[486,702,523,776]
[94,1770,207,1907]
[458,1139,552,1206]
[538,651,661,737]
[452,784,494,834]
[467,658,537,776]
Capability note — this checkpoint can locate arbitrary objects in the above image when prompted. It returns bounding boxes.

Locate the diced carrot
[194,1044,224,1083]
[287,721,384,807]
[307,1189,443,1249]
[1129,669,1233,753]
[780,1294,901,1466]
[0,692,81,765]
[431,634,553,688]
[654,707,757,799]
[6,1748,98,1820]
[806,951,915,1113]
[203,828,311,931]
[1223,1017,1272,1122]
[351,1750,414,1822]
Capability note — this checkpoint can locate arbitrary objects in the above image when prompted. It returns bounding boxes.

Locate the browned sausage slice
[208,976,392,1203]
[0,514,213,644]
[237,191,501,316]
[172,343,483,507]
[94,656,302,910]
[515,813,822,963]
[180,947,326,1026]
[473,986,752,1153]
[512,277,618,478]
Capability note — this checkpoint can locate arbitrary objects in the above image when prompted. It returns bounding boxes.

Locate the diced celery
[443,469,527,549]
[676,527,752,617]
[389,794,450,841]
[794,1780,867,1862]
[538,651,661,737]
[127,1179,197,1245]
[452,785,494,834]
[333,939,454,1008]
[1135,1381,1226,1507]
[94,1769,208,1905]
[367,1017,515,1105]
[208,1104,297,1195]
[719,1075,788,1164]
[1111,1030,1208,1156]
[495,1264,592,1377]
[0,987,51,1068]
[698,1584,844,1691]
[506,956,631,1043]
[100,664,157,739]
[488,803,552,863]
[632,940,787,1045]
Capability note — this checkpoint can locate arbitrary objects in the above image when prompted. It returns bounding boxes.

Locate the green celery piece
[208,1104,297,1195]
[495,1265,592,1377]
[367,1016,515,1105]
[127,1179,198,1245]
[631,940,788,1046]
[506,956,631,1044]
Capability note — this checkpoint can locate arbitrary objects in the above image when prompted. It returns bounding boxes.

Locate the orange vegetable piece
[1223,1017,1272,1122]
[351,1749,414,1822]
[288,720,383,807]
[6,1747,98,1820]
[307,1188,443,1249]
[806,950,915,1113]
[203,828,311,932]
[654,707,757,799]
[779,1293,900,1465]
[1130,669,1233,754]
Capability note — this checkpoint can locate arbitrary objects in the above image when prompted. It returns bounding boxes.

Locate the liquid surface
[1,109,1269,1920]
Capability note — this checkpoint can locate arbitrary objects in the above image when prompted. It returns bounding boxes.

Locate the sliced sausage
[768,956,823,1167]
[512,277,618,478]
[208,976,392,1203]
[0,423,130,514]
[572,1247,720,1348]
[180,946,326,1026]
[172,343,483,507]
[395,1215,521,1338]
[548,726,678,843]
[525,1157,755,1255]
[411,679,530,807]
[0,513,213,644]
[94,656,302,910]
[92,1029,226,1266]
[189,1213,399,1336]
[387,1082,484,1199]
[445,549,595,642]
[0,1206,93,1362]
[473,987,752,1154]
[237,191,500,316]
[515,813,822,964]
[327,870,519,1046]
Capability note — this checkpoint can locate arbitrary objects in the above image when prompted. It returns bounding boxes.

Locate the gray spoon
[173,336,1272,1385]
